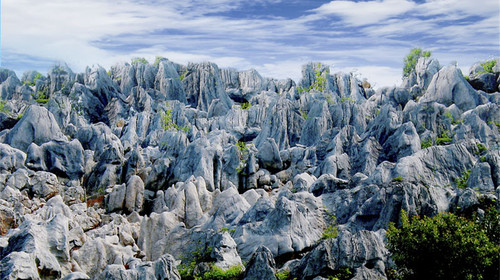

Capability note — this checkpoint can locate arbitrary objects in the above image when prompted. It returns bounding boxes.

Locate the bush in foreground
[387,210,499,280]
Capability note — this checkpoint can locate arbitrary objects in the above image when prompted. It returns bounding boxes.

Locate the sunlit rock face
[0,56,498,279]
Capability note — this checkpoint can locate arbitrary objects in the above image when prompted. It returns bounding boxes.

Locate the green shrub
[203,264,244,280]
[299,109,307,120]
[454,169,470,189]
[436,130,452,145]
[276,270,296,280]
[131,57,149,64]
[420,138,433,149]
[392,176,403,183]
[219,226,235,234]
[403,48,431,77]
[313,63,327,92]
[480,59,497,73]
[327,268,354,280]
[236,141,249,174]
[321,208,338,240]
[179,70,188,81]
[241,102,251,110]
[35,91,49,104]
[444,111,453,122]
[153,56,165,66]
[387,210,499,280]
[298,63,328,93]
[25,72,43,86]
[161,102,190,132]
[476,143,488,155]
[0,100,8,113]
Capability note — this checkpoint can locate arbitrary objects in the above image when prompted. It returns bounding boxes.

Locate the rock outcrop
[0,55,498,279]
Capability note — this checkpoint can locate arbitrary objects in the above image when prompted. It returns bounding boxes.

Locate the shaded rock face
[6,105,65,151]
[0,56,498,280]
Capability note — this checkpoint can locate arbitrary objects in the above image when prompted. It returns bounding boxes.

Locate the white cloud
[1,0,498,89]
[312,0,416,26]
[340,66,403,89]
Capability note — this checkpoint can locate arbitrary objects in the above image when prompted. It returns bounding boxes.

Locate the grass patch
[454,169,470,189]
[476,143,488,155]
[392,176,404,183]
[436,130,452,146]
[0,100,9,113]
[421,137,433,149]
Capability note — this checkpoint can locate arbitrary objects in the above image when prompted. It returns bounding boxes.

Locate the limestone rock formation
[0,56,498,279]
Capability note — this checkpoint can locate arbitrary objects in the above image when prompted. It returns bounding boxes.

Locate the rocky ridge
[0,57,498,279]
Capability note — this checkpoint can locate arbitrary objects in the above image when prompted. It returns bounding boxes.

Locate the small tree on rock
[403,48,431,77]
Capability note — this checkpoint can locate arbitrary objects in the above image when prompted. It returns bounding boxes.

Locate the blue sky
[1,0,499,87]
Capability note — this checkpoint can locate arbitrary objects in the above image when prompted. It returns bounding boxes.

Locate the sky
[1,0,499,88]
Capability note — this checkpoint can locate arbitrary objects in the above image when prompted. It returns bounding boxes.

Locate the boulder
[257,138,283,171]
[6,105,65,151]
[421,65,486,111]
[243,246,277,280]
[26,139,85,179]
[293,230,388,279]
[0,144,26,172]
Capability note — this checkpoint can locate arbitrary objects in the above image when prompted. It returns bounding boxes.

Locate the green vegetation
[299,109,307,120]
[297,63,328,93]
[236,141,249,174]
[340,96,354,103]
[241,102,251,110]
[444,111,453,122]
[420,137,433,149]
[480,59,497,74]
[24,72,43,86]
[154,56,166,66]
[387,210,499,280]
[178,243,244,280]
[403,48,431,77]
[476,143,488,155]
[488,121,500,132]
[178,244,214,280]
[179,70,188,81]
[202,265,244,280]
[0,100,9,113]
[321,207,338,240]
[131,57,149,64]
[35,91,50,104]
[276,270,296,280]
[324,94,335,105]
[219,226,236,234]
[161,102,190,132]
[327,268,354,280]
[312,63,327,92]
[454,169,470,189]
[436,130,452,145]
[392,176,403,183]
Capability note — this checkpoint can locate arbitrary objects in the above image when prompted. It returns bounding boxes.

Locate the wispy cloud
[1,0,498,87]
[312,0,416,26]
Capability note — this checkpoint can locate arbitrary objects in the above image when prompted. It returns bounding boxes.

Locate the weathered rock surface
[6,105,65,151]
[0,56,498,279]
